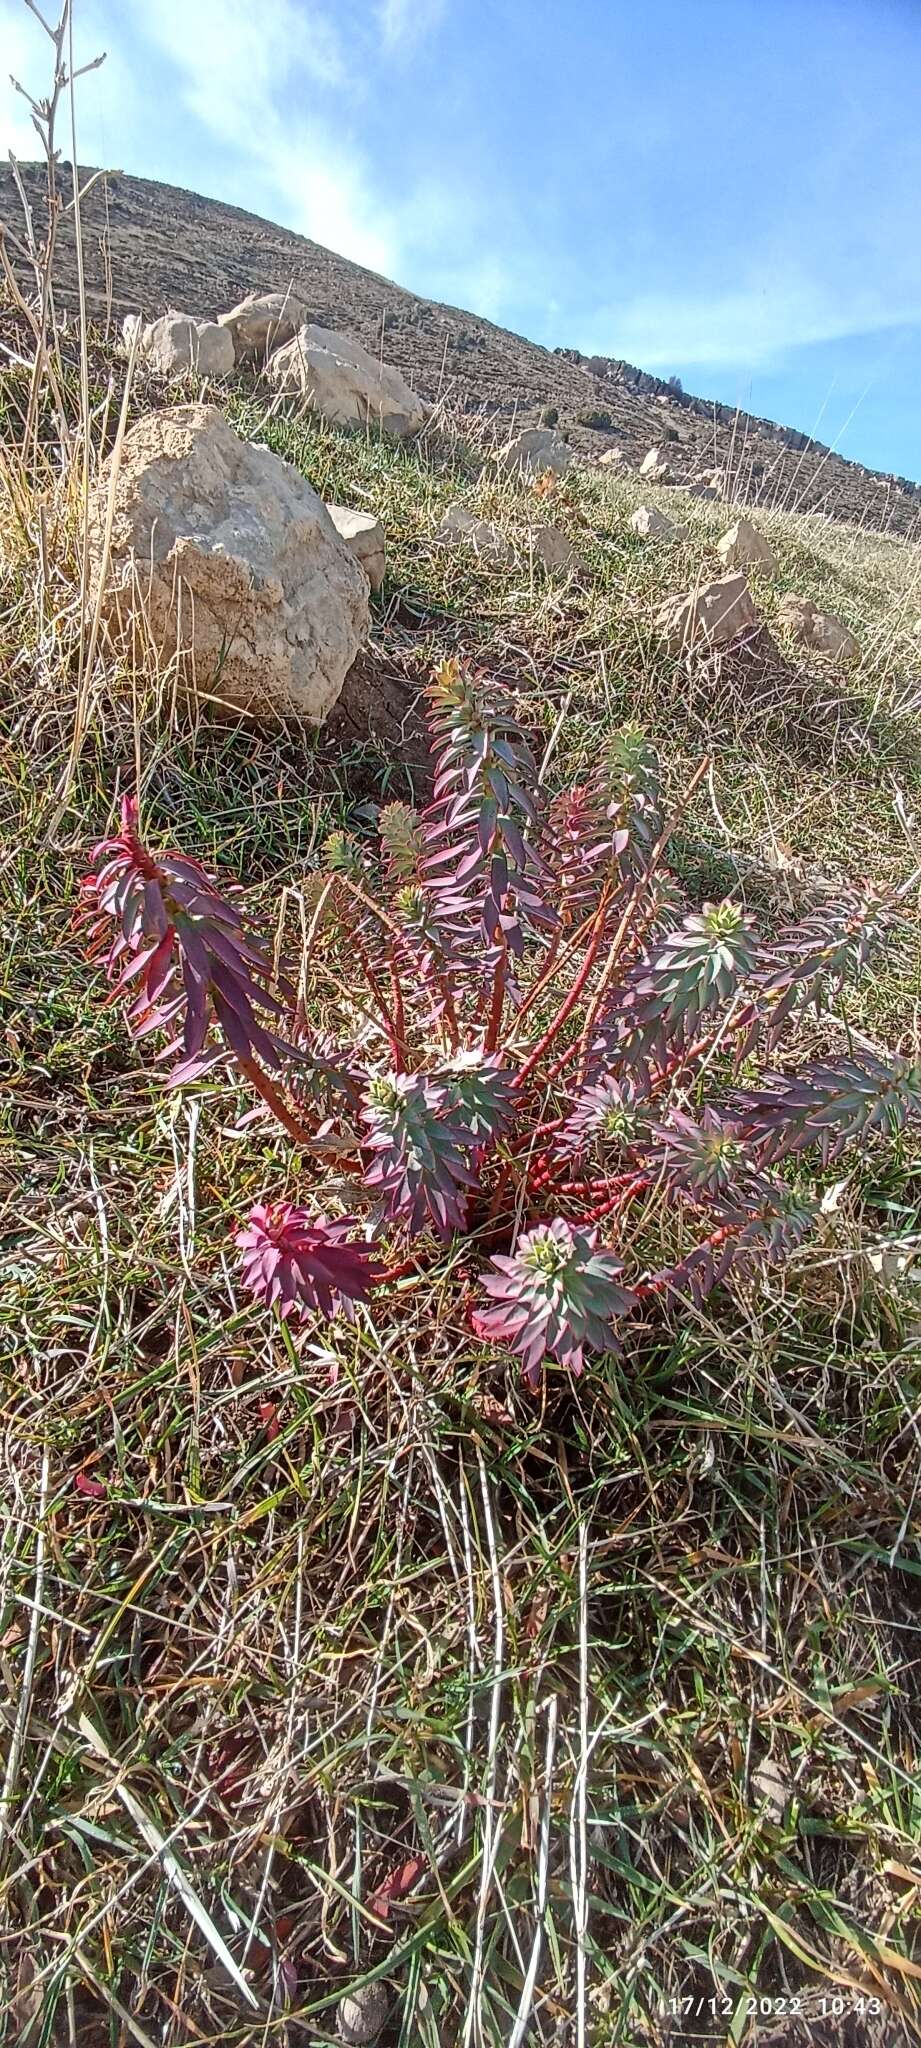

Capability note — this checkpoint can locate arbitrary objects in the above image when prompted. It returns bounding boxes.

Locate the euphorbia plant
[81,660,919,1385]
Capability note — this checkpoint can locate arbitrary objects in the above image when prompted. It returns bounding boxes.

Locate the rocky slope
[2,161,919,536]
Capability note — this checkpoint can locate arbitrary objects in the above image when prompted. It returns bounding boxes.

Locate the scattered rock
[691,467,727,493]
[87,404,368,724]
[717,517,777,573]
[639,446,672,482]
[597,445,625,466]
[217,288,310,364]
[268,323,426,438]
[497,426,574,480]
[337,1982,390,2044]
[656,571,759,653]
[752,1758,792,1826]
[530,521,580,573]
[325,505,386,593]
[775,594,859,660]
[435,503,514,567]
[125,309,235,377]
[631,503,686,541]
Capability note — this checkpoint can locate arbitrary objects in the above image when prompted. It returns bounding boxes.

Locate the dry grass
[3,97,921,2048]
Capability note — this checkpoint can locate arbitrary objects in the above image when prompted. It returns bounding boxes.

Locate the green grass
[2,353,921,2046]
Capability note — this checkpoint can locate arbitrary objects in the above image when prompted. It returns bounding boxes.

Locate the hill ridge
[2,161,919,535]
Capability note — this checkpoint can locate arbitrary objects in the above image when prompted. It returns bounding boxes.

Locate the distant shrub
[577,408,612,431]
[540,405,559,427]
[663,426,679,442]
[82,668,917,1388]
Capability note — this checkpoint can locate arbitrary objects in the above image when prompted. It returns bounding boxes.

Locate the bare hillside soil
[3,159,921,536]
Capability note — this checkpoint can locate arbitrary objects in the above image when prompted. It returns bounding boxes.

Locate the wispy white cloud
[580,273,921,375]
[125,0,400,272]
[377,0,446,52]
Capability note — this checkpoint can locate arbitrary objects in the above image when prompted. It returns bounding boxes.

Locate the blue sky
[3,0,921,478]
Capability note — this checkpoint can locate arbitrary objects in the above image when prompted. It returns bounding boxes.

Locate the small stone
[685,482,718,500]
[530,521,580,572]
[337,1981,390,2044]
[776,593,859,660]
[630,503,686,541]
[218,289,310,364]
[598,445,626,466]
[497,427,574,480]
[752,1758,791,1826]
[717,517,777,573]
[435,503,514,567]
[639,446,672,482]
[326,505,385,593]
[126,309,235,377]
[268,323,426,438]
[656,571,759,653]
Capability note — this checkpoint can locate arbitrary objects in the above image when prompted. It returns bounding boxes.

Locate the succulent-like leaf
[379,802,428,887]
[655,1107,752,1197]
[435,1049,515,1145]
[614,901,760,1071]
[236,1202,380,1319]
[361,1071,477,1236]
[82,795,289,1076]
[656,1185,816,1306]
[758,887,897,1042]
[474,1217,635,1385]
[734,1053,921,1166]
[557,1076,648,1160]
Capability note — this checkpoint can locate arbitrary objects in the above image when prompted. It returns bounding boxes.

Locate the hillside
[3,155,921,2048]
[3,159,921,536]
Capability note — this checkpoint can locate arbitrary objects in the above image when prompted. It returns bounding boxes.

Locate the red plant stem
[348,922,402,1065]
[632,1218,739,1301]
[507,1114,565,1155]
[437,972,461,1052]
[575,755,710,1083]
[583,1173,651,1224]
[512,886,613,1090]
[374,1256,428,1285]
[544,1037,583,1087]
[389,960,408,1073]
[239,1057,346,1154]
[511,900,605,1033]
[484,938,508,1054]
[653,1000,758,1092]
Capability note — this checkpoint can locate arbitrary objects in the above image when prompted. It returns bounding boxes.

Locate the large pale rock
[530,522,581,573]
[435,504,514,567]
[598,445,626,467]
[656,572,758,654]
[631,503,686,540]
[268,323,426,438]
[218,289,310,365]
[497,427,574,480]
[326,505,385,593]
[717,517,777,573]
[87,404,368,723]
[125,309,235,377]
[639,446,672,482]
[776,593,859,660]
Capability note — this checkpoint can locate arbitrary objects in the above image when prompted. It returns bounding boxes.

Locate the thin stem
[239,1057,352,1156]
[484,939,508,1054]
[576,756,710,1082]
[512,887,613,1091]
